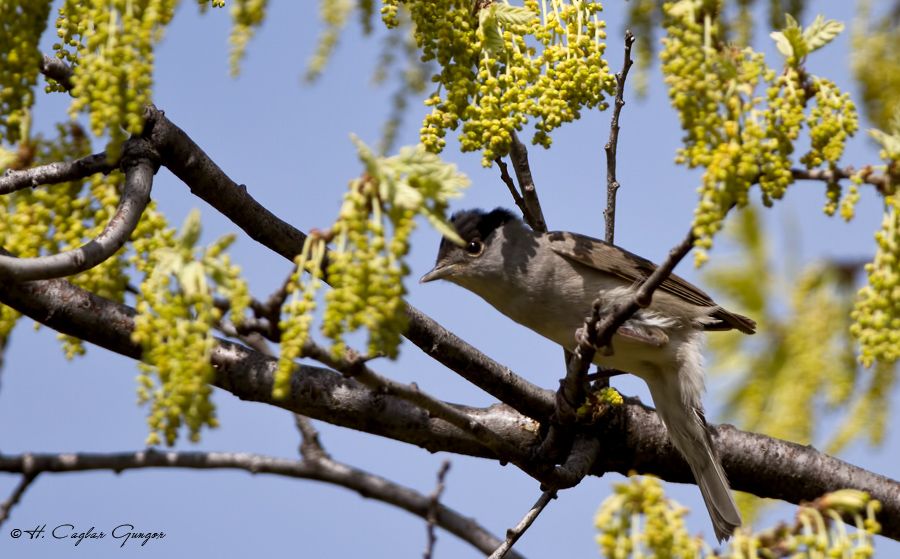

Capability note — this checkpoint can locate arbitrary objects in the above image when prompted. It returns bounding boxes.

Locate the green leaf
[769,31,794,58]
[802,15,843,53]
[478,8,505,57]
[870,128,900,158]
[178,209,203,249]
[492,4,537,26]
[179,261,209,299]
[771,13,807,60]
[421,207,464,245]
[154,249,181,278]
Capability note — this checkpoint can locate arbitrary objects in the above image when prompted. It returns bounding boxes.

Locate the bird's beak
[419,263,455,284]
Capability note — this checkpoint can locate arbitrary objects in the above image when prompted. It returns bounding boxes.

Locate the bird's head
[419,208,522,288]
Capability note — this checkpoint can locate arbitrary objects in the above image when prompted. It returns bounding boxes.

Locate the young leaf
[771,13,807,60]
[769,30,794,58]
[492,4,537,26]
[478,7,505,57]
[802,14,844,53]
[870,128,900,159]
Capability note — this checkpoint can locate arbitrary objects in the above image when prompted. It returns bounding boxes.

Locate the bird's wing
[548,231,757,334]
[546,231,717,307]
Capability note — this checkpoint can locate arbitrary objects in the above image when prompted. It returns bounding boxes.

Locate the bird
[419,207,755,542]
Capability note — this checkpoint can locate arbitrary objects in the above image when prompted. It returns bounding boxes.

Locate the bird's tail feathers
[647,359,742,542]
[689,437,741,542]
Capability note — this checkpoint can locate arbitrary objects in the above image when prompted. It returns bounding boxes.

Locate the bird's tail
[646,342,741,542]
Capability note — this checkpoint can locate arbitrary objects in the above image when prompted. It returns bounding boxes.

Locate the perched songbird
[420,208,756,542]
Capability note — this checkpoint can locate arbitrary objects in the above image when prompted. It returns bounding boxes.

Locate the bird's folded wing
[547,231,717,307]
[548,231,757,334]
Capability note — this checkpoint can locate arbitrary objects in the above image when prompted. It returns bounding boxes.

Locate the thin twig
[592,230,695,349]
[604,30,635,244]
[791,166,889,195]
[495,157,529,218]
[488,490,557,559]
[549,31,635,434]
[508,131,547,232]
[424,460,451,559]
[0,473,38,529]
[258,268,296,319]
[295,414,328,461]
[553,229,695,427]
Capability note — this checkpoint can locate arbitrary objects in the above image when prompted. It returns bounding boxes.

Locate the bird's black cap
[436,208,516,261]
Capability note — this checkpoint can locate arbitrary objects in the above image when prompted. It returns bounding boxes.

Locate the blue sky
[1,1,897,557]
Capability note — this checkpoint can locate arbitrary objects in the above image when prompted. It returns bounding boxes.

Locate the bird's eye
[465,240,483,256]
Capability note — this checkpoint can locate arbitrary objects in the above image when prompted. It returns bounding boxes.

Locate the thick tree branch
[0,151,114,194]
[1,273,897,539]
[0,450,521,558]
[0,142,153,281]
[302,341,530,467]
[140,105,553,421]
[604,30,635,245]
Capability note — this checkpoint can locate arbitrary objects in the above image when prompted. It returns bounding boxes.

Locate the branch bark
[141,105,553,422]
[508,131,547,233]
[791,166,890,195]
[0,272,897,540]
[489,490,556,559]
[604,30,635,245]
[39,54,74,90]
[0,142,153,281]
[0,473,38,529]
[0,151,114,194]
[0,450,521,558]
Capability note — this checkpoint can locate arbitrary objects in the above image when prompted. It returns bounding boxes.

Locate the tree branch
[791,166,890,195]
[0,450,521,558]
[424,460,451,559]
[1,272,897,539]
[0,151,114,194]
[592,229,695,349]
[0,142,153,281]
[547,30,636,446]
[302,341,530,468]
[140,105,553,422]
[604,30,635,245]
[0,473,38,529]
[295,415,328,461]
[495,156,529,219]
[489,490,556,559]
[39,54,74,90]
[508,130,547,233]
